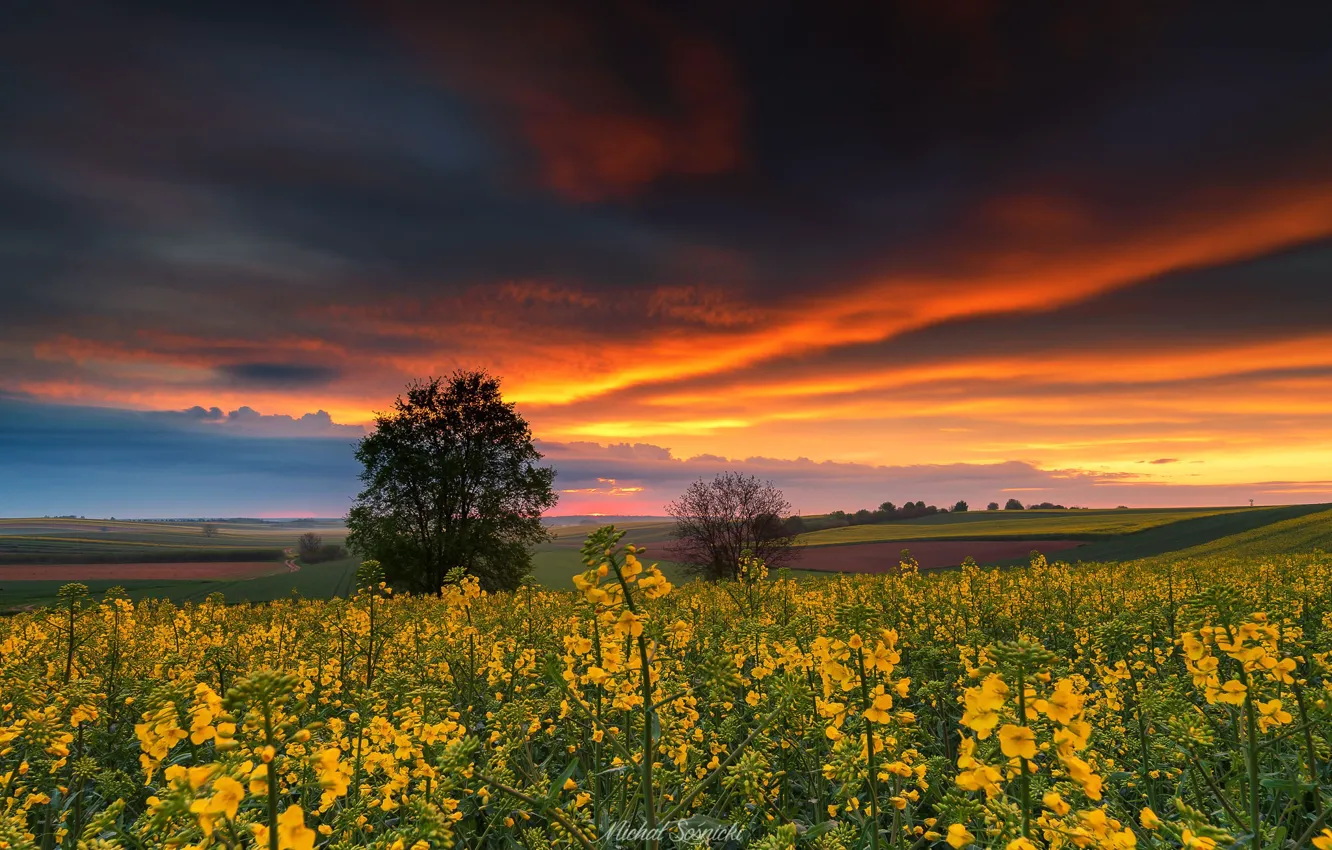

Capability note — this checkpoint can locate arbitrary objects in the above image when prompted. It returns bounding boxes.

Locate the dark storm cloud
[217,363,343,387]
[4,0,1332,514]
[5,0,1332,332]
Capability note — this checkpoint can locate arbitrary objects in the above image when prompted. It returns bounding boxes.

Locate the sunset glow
[4,2,1332,517]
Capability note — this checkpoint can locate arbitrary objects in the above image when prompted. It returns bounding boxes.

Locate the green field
[0,556,362,609]
[0,517,346,563]
[794,506,1270,546]
[2,505,1329,607]
[531,519,680,587]
[1151,504,1332,559]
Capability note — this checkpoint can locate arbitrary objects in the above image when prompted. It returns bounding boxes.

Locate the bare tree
[201,523,220,538]
[297,532,323,561]
[665,473,797,581]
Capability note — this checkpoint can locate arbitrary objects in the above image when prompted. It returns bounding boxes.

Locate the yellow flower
[1139,807,1161,830]
[1311,828,1332,850]
[1181,829,1217,850]
[1007,838,1039,850]
[1042,790,1069,815]
[864,686,894,723]
[1063,755,1103,801]
[1256,699,1292,732]
[614,610,644,638]
[1035,679,1084,725]
[999,724,1037,760]
[946,824,975,848]
[264,805,315,850]
[1214,679,1247,706]
[961,674,1008,739]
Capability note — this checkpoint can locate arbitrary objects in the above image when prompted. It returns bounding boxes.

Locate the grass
[794,506,1282,546]
[0,556,361,609]
[1152,504,1332,559]
[0,517,346,560]
[979,503,1332,567]
[528,519,678,587]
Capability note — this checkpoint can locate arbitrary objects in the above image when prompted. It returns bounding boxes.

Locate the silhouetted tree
[987,502,1000,511]
[346,371,557,592]
[783,515,808,536]
[297,532,323,561]
[1004,498,1025,511]
[952,500,969,512]
[201,523,219,538]
[666,473,796,581]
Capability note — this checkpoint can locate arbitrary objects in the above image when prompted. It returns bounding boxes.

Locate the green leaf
[799,820,840,839]
[674,813,730,830]
[1259,776,1315,793]
[545,760,580,804]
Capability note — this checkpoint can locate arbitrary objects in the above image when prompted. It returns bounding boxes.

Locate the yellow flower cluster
[0,535,1327,850]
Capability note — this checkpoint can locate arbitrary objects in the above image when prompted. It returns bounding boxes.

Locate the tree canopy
[346,371,557,592]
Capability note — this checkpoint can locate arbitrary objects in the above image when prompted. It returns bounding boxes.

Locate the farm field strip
[795,506,1283,546]
[793,538,1085,572]
[0,560,290,581]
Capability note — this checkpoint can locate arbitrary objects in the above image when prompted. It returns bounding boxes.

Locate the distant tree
[783,515,808,536]
[986,502,999,511]
[1116,505,1129,510]
[297,532,323,561]
[852,508,874,525]
[346,371,558,592]
[201,523,219,538]
[666,473,796,581]
[1004,498,1025,511]
[952,500,969,513]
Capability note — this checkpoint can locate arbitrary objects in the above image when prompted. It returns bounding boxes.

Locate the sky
[4,1,1332,518]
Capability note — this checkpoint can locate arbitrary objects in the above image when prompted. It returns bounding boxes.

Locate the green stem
[1016,663,1031,841]
[661,702,787,822]
[1236,654,1261,849]
[474,774,598,850]
[1292,682,1323,813]
[608,548,656,850]
[264,711,279,850]
[855,646,882,850]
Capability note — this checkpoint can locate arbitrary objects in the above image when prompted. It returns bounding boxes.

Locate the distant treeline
[784,500,948,533]
[784,498,1090,533]
[0,548,286,565]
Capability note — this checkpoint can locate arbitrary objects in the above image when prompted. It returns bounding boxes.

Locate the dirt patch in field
[794,540,1084,573]
[0,562,286,581]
